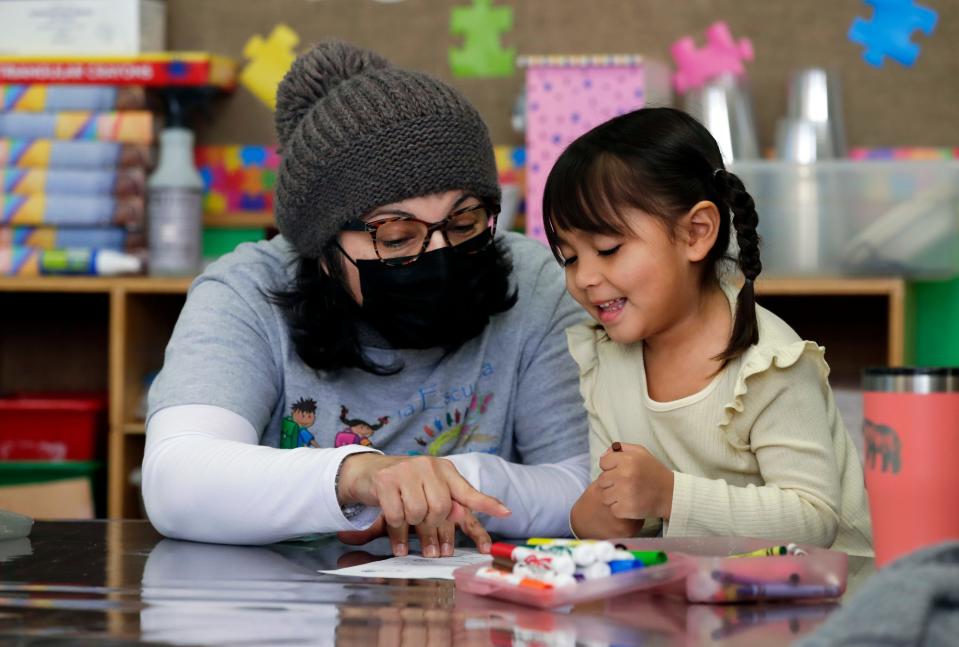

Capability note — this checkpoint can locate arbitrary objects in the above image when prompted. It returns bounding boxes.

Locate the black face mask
[352,230,512,349]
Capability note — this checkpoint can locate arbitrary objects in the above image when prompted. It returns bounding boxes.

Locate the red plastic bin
[0,393,107,461]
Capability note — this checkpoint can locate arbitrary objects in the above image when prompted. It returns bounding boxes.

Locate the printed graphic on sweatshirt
[412,390,497,456]
[278,362,500,453]
[334,405,390,448]
[279,397,319,449]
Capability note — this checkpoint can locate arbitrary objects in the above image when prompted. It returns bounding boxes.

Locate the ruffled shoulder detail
[565,321,606,377]
[718,305,831,447]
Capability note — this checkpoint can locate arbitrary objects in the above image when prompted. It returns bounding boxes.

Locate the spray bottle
[147,94,204,276]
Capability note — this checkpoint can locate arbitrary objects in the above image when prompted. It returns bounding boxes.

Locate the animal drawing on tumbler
[863,418,902,474]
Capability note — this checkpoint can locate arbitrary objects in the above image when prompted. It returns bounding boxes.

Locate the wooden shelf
[0,276,192,293]
[0,276,118,292]
[118,277,194,294]
[0,275,912,519]
[0,276,193,294]
[0,275,899,295]
[122,423,146,435]
[203,212,275,229]
[756,277,906,297]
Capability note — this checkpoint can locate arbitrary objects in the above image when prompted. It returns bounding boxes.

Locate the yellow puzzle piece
[241,24,300,111]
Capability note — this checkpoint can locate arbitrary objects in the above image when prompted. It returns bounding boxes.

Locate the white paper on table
[319,549,491,580]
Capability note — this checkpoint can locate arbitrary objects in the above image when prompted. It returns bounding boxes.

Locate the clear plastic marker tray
[453,552,693,609]
[454,537,849,609]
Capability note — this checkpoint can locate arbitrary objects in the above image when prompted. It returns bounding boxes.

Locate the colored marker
[491,556,515,572]
[525,542,602,567]
[490,543,576,576]
[629,550,669,566]
[609,551,645,574]
[514,564,576,587]
[577,562,612,580]
[476,566,553,590]
[525,539,616,562]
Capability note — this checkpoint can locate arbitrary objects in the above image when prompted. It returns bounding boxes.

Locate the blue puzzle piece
[849,0,938,67]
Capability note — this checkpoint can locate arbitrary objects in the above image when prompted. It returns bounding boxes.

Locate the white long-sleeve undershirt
[143,404,588,545]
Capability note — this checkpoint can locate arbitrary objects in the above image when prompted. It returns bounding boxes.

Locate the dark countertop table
[0,521,875,646]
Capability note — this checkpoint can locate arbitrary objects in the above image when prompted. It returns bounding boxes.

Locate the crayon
[733,582,842,600]
[712,570,801,586]
[728,545,788,558]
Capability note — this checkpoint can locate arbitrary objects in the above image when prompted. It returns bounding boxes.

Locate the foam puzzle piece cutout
[670,21,753,94]
[848,0,938,67]
[241,24,300,110]
[449,0,516,78]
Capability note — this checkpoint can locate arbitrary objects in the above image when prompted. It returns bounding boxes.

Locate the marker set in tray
[454,537,849,609]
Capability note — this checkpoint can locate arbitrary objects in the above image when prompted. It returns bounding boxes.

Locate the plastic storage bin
[619,537,848,603]
[0,394,107,460]
[730,160,959,278]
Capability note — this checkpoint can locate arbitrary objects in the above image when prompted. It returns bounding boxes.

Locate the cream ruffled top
[567,282,873,556]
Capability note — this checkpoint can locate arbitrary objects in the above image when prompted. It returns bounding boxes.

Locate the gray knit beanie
[274,41,501,259]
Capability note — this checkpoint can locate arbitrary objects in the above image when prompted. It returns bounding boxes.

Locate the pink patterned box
[521,55,671,243]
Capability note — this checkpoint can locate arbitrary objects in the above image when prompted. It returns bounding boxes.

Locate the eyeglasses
[341,202,498,267]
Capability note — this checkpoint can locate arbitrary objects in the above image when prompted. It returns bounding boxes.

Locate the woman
[142,41,589,554]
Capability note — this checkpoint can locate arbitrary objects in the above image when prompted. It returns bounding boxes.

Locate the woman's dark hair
[542,106,762,362]
[268,232,517,376]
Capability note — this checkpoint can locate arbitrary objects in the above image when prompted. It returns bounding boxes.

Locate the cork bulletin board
[167,0,959,149]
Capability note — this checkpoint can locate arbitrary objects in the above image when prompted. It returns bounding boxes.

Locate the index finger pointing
[446,474,510,518]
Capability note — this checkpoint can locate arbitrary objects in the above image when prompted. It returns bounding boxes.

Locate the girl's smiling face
[556,207,702,346]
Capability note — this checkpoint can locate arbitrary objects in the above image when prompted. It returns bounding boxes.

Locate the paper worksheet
[319,549,491,580]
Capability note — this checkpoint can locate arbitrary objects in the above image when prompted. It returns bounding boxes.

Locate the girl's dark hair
[542,106,762,362]
[268,235,517,375]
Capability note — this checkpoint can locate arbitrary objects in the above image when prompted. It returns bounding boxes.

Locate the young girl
[544,107,873,555]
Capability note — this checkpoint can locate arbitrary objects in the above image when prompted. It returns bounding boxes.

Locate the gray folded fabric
[0,509,33,540]
[798,541,959,647]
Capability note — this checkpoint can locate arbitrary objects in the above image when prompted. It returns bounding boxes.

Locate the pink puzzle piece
[671,21,754,94]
